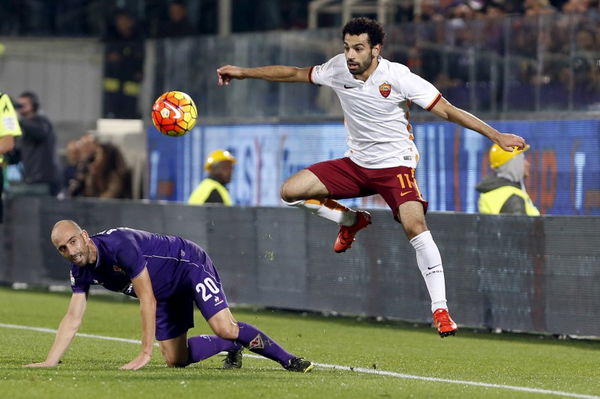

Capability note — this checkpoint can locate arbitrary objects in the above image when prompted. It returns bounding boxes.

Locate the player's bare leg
[159,333,189,367]
[281,169,371,253]
[208,308,314,372]
[205,308,244,368]
[398,201,457,337]
[280,169,330,201]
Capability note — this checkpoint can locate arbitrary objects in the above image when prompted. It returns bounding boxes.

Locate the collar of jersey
[90,236,101,269]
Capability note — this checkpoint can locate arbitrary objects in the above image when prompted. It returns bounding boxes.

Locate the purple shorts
[308,157,428,219]
[155,252,229,341]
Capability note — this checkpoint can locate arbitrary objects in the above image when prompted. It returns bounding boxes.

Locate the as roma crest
[379,82,392,98]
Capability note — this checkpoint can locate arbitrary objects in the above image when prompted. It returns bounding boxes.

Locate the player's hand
[217,65,245,86]
[494,133,526,152]
[24,361,58,368]
[120,352,152,371]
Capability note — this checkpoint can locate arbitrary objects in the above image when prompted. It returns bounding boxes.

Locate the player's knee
[163,354,188,368]
[403,221,427,240]
[164,359,185,367]
[280,182,298,203]
[213,323,239,340]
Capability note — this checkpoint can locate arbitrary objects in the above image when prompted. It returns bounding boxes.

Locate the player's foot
[223,348,243,369]
[285,357,315,373]
[432,308,457,338]
[334,211,372,253]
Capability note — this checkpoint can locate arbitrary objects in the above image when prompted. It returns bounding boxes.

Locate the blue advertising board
[148,120,600,215]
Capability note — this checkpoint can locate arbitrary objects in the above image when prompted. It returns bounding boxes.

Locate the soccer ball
[151,91,198,136]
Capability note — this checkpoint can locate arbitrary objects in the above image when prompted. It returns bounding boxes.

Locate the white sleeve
[309,54,344,87]
[396,65,441,110]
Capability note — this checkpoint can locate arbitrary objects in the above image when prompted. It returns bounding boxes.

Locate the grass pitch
[1,288,599,399]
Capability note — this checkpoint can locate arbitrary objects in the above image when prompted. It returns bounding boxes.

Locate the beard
[347,55,374,75]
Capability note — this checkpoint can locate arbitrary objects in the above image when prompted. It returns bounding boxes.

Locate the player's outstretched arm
[120,267,156,371]
[429,96,526,151]
[217,65,311,85]
[25,293,87,368]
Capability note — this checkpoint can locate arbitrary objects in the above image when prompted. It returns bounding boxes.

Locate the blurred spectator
[524,0,557,15]
[60,140,80,197]
[14,91,60,196]
[233,0,282,32]
[84,142,132,199]
[562,0,592,12]
[492,0,524,14]
[67,134,98,198]
[197,0,218,35]
[485,1,508,18]
[157,0,195,37]
[0,92,22,223]
[477,144,540,215]
[102,9,144,119]
[449,2,479,20]
[188,149,236,205]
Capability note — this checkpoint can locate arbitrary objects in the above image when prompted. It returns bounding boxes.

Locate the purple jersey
[70,227,208,300]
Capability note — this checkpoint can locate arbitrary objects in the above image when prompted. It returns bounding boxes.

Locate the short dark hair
[342,17,385,47]
[19,91,40,112]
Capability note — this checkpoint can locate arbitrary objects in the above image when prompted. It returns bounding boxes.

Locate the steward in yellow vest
[477,144,540,216]
[188,149,236,206]
[0,92,22,223]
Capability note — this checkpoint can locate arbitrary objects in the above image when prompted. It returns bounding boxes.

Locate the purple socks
[185,322,295,368]
[187,335,242,364]
[235,321,295,367]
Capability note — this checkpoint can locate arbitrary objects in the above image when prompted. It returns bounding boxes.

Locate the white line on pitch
[2,323,598,399]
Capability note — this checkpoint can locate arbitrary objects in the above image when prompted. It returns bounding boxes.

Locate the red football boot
[333,211,372,253]
[432,308,458,338]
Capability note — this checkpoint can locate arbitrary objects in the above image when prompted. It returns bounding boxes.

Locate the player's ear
[372,44,381,57]
[81,230,89,240]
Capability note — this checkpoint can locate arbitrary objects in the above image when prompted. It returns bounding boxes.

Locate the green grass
[1,288,599,398]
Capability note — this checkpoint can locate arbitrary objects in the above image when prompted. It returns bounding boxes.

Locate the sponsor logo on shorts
[379,82,392,98]
[343,84,356,89]
[248,334,264,350]
[214,296,224,306]
[400,191,413,197]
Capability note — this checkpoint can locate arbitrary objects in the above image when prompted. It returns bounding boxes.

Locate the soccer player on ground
[25,220,314,372]
[216,17,527,337]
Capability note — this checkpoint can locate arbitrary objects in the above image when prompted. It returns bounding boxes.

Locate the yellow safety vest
[0,92,22,164]
[188,178,232,206]
[479,185,540,216]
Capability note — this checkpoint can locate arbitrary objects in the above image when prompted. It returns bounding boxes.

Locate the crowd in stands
[0,0,310,37]
[413,0,599,21]
[386,1,600,111]
[1,0,598,38]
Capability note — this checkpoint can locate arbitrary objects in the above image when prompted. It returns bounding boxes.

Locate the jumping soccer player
[25,220,313,372]
[216,17,527,337]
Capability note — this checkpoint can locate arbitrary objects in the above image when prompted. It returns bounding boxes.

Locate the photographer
[14,91,59,196]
